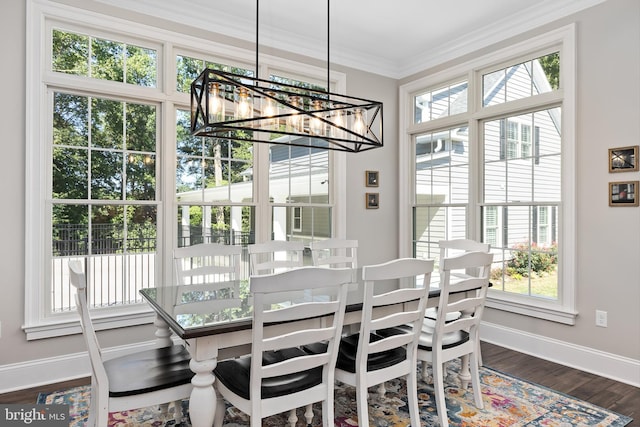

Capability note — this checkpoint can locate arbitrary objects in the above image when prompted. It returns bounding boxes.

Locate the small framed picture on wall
[366,193,379,209]
[608,146,638,172]
[609,181,638,206]
[365,170,379,187]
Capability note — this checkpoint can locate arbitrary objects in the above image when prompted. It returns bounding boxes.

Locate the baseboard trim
[2,324,639,393]
[480,321,640,388]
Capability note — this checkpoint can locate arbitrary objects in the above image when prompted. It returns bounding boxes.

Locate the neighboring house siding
[415,60,560,250]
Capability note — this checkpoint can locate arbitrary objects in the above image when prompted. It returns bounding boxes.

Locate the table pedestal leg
[153,315,173,348]
[459,354,471,390]
[189,358,217,427]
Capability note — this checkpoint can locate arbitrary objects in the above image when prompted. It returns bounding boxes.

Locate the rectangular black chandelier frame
[191,68,383,153]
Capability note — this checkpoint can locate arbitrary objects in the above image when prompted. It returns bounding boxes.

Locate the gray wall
[0,0,637,384]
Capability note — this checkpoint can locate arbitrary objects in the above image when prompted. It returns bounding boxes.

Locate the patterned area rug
[37,360,632,427]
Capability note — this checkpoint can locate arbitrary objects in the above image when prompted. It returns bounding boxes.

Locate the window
[414,80,468,123]
[292,207,302,232]
[400,26,576,324]
[25,2,345,338]
[268,74,332,256]
[52,92,159,311]
[46,27,161,318]
[413,125,469,261]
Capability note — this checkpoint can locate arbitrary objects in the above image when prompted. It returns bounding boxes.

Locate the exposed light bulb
[261,91,277,129]
[208,83,225,122]
[353,108,366,139]
[236,87,252,120]
[330,105,345,139]
[310,100,324,135]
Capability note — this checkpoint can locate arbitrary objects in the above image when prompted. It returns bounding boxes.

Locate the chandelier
[190,1,383,153]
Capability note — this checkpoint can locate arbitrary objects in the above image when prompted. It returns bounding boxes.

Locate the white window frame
[25,0,347,339]
[399,25,577,325]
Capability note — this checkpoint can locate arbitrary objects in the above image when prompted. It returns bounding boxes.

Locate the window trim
[25,0,348,339]
[399,24,576,324]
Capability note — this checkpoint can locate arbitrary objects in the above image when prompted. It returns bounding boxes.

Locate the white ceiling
[98,0,605,79]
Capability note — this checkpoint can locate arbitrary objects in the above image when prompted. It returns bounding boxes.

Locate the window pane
[125,45,157,87]
[91,37,124,82]
[52,29,89,76]
[91,98,124,149]
[413,206,467,263]
[270,145,329,204]
[176,109,253,203]
[51,204,89,312]
[53,93,88,147]
[415,127,468,204]
[91,150,123,199]
[272,205,330,251]
[176,55,204,93]
[483,52,559,107]
[484,108,561,204]
[414,81,467,123]
[53,147,88,199]
[177,205,255,278]
[52,204,89,257]
[126,103,156,152]
[176,54,254,93]
[125,153,155,200]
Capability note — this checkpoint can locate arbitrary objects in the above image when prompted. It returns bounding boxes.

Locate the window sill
[23,305,156,340]
[486,290,578,325]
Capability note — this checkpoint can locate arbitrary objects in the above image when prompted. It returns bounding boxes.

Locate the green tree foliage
[539,52,560,90]
[52,30,159,253]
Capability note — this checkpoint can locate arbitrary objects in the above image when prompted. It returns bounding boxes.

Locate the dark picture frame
[365,170,379,187]
[366,192,379,209]
[609,181,638,206]
[608,146,638,172]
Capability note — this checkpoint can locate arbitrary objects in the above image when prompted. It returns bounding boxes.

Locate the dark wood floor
[1,342,638,425]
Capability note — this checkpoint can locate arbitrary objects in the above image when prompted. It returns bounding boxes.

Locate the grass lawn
[495,269,558,299]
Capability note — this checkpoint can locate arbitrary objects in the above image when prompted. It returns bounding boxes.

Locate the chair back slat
[248,240,305,275]
[262,300,341,324]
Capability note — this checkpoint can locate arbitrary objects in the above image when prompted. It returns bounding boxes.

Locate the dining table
[140,271,478,427]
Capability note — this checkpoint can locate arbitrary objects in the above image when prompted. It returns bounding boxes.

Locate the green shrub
[508,242,557,277]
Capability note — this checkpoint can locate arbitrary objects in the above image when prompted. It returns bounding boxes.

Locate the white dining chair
[426,239,491,366]
[68,260,193,427]
[332,258,434,427]
[310,238,358,269]
[173,242,242,285]
[415,251,493,427]
[248,240,305,275]
[212,266,352,427]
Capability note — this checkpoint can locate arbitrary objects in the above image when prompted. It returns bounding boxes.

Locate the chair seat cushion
[104,345,193,398]
[335,333,406,374]
[214,347,322,400]
[378,324,469,352]
[424,307,461,322]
